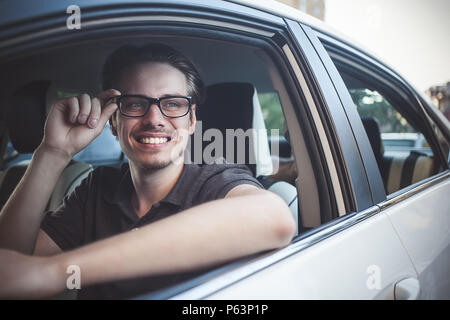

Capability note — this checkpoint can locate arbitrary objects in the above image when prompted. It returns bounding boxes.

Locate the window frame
[286,20,375,214]
[313,30,450,202]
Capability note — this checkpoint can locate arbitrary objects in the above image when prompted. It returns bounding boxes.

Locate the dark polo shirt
[41,162,262,299]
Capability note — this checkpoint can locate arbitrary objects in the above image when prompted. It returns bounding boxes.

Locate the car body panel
[0,0,448,300]
[382,174,450,299]
[202,211,416,299]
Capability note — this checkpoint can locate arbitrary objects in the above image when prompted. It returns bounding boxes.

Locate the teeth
[139,137,168,144]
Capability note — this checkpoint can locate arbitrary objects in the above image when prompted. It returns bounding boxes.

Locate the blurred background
[276,0,450,121]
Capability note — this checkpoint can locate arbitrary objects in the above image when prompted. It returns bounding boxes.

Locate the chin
[128,148,185,171]
[141,162,172,171]
[138,155,185,171]
[135,157,172,171]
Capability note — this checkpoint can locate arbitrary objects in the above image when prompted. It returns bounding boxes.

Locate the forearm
[54,191,295,288]
[0,145,71,253]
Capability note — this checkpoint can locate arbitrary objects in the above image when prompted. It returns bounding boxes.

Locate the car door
[309,25,450,299]
[0,0,425,300]
[170,17,419,300]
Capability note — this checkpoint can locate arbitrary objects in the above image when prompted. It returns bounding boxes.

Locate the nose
[142,103,165,126]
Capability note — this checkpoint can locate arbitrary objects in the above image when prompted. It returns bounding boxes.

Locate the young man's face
[110,62,196,170]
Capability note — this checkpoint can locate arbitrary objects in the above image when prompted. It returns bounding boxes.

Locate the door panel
[383,175,450,299]
[206,212,417,299]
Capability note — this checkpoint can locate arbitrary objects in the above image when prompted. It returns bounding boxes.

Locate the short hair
[101,43,205,106]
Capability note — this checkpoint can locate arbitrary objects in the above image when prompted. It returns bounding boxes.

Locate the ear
[188,104,197,135]
[109,112,118,136]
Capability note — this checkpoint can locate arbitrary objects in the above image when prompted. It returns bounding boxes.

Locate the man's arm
[33,230,64,256]
[0,185,295,299]
[0,147,70,254]
[0,90,119,254]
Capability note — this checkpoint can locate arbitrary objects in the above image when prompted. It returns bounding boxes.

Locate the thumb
[97,88,121,107]
[96,89,121,126]
[98,100,118,127]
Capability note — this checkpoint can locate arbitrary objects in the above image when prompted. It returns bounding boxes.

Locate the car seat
[361,116,436,194]
[193,82,299,235]
[0,81,93,212]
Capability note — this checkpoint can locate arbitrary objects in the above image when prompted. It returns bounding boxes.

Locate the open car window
[0,31,312,298]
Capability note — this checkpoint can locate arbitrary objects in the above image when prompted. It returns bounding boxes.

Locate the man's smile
[133,133,172,146]
[139,137,168,144]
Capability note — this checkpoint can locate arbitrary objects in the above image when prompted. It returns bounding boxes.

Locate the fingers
[60,90,120,129]
[88,98,101,129]
[67,97,80,124]
[58,94,96,128]
[77,93,91,125]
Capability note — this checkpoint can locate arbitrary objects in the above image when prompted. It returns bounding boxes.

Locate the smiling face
[110,62,196,171]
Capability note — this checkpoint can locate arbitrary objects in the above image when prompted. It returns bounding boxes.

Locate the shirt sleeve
[196,163,263,204]
[40,171,94,251]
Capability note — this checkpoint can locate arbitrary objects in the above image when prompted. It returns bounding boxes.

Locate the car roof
[0,0,413,98]
[229,0,358,44]
[229,0,398,74]
[0,0,394,69]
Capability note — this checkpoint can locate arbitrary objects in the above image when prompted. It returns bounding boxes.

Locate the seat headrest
[196,82,272,176]
[361,116,383,166]
[7,81,50,153]
[198,83,254,131]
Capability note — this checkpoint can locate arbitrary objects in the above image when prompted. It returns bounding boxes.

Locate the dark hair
[101,43,205,105]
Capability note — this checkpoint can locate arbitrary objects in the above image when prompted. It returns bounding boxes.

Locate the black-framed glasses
[114,94,192,118]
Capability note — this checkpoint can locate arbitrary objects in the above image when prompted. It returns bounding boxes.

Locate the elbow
[275,210,296,247]
[264,192,296,248]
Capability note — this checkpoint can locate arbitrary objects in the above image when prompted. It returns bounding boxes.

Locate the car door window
[348,87,431,156]
[334,67,442,195]
[259,91,285,136]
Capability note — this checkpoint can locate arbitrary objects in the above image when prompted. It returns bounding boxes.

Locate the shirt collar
[104,163,192,208]
[160,164,192,207]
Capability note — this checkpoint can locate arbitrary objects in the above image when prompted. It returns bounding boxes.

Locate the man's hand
[41,89,120,158]
[0,249,64,299]
[0,89,121,254]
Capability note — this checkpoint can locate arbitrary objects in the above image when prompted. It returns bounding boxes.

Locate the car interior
[0,80,93,212]
[0,35,302,239]
[337,70,440,195]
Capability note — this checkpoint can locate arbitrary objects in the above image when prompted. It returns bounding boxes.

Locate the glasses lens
[160,97,190,117]
[119,96,148,116]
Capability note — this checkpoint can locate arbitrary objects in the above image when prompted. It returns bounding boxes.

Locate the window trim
[282,44,346,217]
[287,20,376,213]
[380,170,450,209]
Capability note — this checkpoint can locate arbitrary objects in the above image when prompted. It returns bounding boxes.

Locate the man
[0,44,296,299]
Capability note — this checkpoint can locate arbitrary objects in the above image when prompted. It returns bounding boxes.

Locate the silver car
[0,0,449,300]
